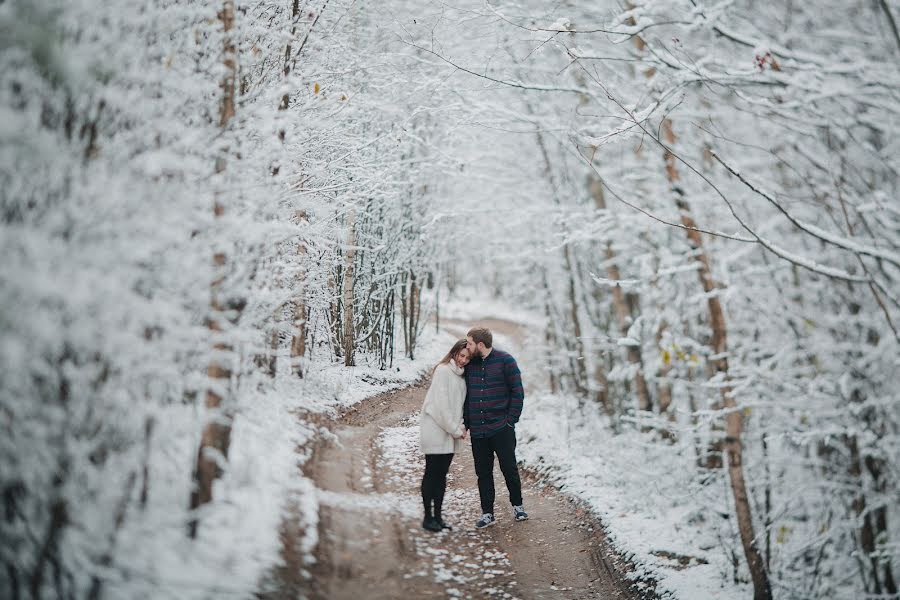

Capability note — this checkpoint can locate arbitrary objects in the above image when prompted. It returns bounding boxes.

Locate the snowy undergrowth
[517,398,749,600]
[107,328,453,599]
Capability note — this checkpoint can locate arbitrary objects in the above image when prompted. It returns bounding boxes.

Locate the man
[463,327,528,529]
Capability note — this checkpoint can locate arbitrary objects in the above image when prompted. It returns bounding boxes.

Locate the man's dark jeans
[471,425,522,514]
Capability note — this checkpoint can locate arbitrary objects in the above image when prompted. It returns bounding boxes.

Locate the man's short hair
[467,327,493,348]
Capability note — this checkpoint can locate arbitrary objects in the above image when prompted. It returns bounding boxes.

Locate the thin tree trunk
[434,267,441,334]
[342,210,356,367]
[848,436,879,592]
[563,244,588,397]
[589,177,652,412]
[327,245,344,361]
[140,416,154,508]
[864,452,897,594]
[87,471,136,600]
[545,298,560,394]
[267,327,279,377]
[399,271,409,357]
[540,268,582,395]
[189,0,237,539]
[29,497,67,598]
[290,301,307,377]
[280,0,301,110]
[762,431,772,572]
[290,211,308,377]
[521,94,590,397]
[530,116,588,396]
[879,0,900,53]
[661,118,771,600]
[407,271,420,360]
[385,287,395,368]
[655,323,674,414]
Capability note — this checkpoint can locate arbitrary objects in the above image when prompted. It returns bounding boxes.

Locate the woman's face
[455,348,471,368]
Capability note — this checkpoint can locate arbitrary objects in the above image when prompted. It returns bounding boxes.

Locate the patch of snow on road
[374,417,520,599]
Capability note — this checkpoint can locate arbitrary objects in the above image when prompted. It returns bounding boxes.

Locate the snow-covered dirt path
[259,317,650,599]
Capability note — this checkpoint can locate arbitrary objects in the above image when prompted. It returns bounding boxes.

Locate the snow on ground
[130,285,744,599]
[110,327,455,599]
[517,399,750,599]
[442,290,749,599]
[376,415,521,599]
[436,287,546,330]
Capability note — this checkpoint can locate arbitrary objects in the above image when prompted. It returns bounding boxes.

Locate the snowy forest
[2,0,899,599]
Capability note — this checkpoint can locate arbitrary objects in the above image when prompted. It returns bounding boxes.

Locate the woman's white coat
[419,360,467,454]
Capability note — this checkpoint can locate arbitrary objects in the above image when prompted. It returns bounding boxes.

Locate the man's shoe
[422,516,442,532]
[437,519,453,531]
[475,513,496,529]
[513,505,529,521]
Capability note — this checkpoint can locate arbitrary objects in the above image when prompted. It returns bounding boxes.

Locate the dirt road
[259,319,649,600]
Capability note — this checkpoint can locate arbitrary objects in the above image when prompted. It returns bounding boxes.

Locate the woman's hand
[460,427,468,440]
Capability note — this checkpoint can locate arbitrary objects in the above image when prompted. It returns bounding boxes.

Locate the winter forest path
[259,318,646,600]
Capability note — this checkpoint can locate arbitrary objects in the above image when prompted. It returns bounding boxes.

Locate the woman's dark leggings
[421,453,454,519]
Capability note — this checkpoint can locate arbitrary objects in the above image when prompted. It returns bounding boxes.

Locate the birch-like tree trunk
[662,119,771,600]
[189,0,237,538]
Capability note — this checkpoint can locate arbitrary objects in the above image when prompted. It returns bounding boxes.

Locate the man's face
[466,336,478,357]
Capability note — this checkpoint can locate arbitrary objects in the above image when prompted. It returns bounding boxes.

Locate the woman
[419,339,470,532]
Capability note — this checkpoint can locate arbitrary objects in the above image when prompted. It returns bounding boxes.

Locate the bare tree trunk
[434,267,441,334]
[563,244,588,397]
[280,0,301,110]
[29,496,67,598]
[540,268,583,395]
[342,210,356,366]
[267,327,279,377]
[407,271,420,360]
[528,115,588,396]
[879,0,900,53]
[290,212,308,377]
[592,355,611,416]
[844,438,900,595]
[134,417,153,511]
[328,263,343,360]
[87,471,136,600]
[399,271,409,356]
[189,0,237,538]
[541,293,560,394]
[848,436,880,592]
[661,119,771,600]
[761,431,772,571]
[385,287,396,368]
[589,177,652,412]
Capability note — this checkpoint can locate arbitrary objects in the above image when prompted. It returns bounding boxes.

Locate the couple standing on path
[418,327,527,531]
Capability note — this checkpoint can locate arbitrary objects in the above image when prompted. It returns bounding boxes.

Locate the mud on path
[259,318,650,600]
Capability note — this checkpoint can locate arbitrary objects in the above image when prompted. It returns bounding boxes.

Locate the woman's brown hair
[432,339,468,375]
